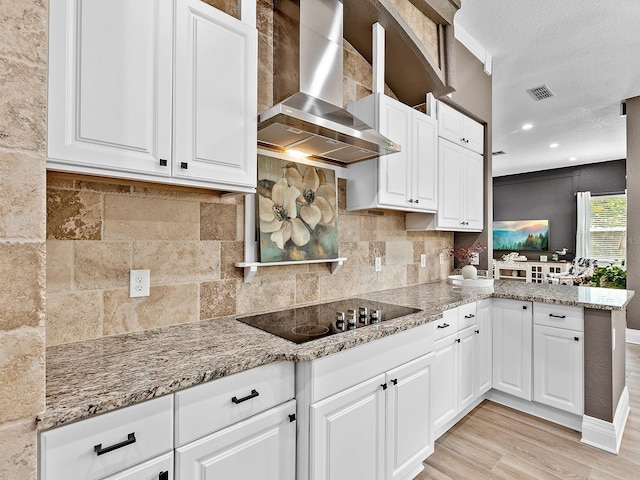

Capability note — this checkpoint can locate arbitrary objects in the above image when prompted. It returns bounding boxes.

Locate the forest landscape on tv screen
[493,220,549,251]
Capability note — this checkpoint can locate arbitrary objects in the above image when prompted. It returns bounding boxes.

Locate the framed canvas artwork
[256,155,338,262]
[493,219,549,251]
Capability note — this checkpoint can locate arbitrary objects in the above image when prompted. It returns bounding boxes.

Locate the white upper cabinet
[48,0,257,193]
[437,101,483,154]
[436,139,484,231]
[346,93,438,212]
[173,0,257,189]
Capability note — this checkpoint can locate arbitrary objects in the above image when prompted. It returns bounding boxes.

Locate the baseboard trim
[626,328,640,344]
[484,390,583,432]
[434,396,485,440]
[581,386,630,454]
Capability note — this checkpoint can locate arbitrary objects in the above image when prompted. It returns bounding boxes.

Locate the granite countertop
[39,280,634,431]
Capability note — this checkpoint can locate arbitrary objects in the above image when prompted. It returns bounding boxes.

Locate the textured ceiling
[454,0,640,177]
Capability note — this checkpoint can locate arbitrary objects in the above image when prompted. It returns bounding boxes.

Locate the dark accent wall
[626,95,640,330]
[493,160,626,260]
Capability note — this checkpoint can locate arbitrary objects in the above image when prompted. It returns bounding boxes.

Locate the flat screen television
[493,220,549,251]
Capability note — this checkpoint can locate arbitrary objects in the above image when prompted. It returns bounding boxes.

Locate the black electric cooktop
[237,298,420,344]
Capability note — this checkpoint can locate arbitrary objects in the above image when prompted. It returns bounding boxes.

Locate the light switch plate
[130,269,150,298]
[420,254,427,268]
[374,257,382,272]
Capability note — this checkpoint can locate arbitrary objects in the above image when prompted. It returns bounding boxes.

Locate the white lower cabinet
[175,400,296,480]
[492,299,533,400]
[310,374,386,480]
[533,303,584,415]
[474,298,493,396]
[432,302,485,439]
[385,355,434,480]
[39,396,174,480]
[432,333,458,434]
[310,354,433,480]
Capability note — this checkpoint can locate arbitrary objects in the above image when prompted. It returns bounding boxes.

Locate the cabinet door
[437,139,464,230]
[464,149,484,230]
[386,354,433,480]
[492,300,533,401]
[474,299,493,396]
[432,336,458,436]
[533,325,584,415]
[463,117,484,155]
[310,375,386,480]
[176,400,296,480]
[377,97,412,208]
[48,0,172,177]
[437,102,465,146]
[173,0,257,189]
[412,111,438,211]
[102,452,173,480]
[457,327,476,412]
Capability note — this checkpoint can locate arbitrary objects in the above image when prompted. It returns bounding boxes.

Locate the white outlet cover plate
[374,257,382,272]
[130,269,150,298]
[420,254,427,268]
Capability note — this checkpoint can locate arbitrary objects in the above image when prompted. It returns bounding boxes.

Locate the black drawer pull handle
[381,383,388,390]
[455,338,461,343]
[549,314,566,319]
[391,378,398,386]
[94,433,136,456]
[475,329,480,334]
[180,162,188,169]
[159,159,168,167]
[159,471,169,480]
[437,323,450,329]
[289,413,296,422]
[464,314,475,319]
[575,336,580,342]
[232,389,259,404]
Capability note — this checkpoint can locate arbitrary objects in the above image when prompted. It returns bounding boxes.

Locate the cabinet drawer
[174,361,294,447]
[39,395,173,480]
[533,303,583,332]
[433,308,458,341]
[458,303,477,330]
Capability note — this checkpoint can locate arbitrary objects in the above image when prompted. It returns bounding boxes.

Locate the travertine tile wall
[46,174,452,345]
[44,0,451,347]
[0,1,47,478]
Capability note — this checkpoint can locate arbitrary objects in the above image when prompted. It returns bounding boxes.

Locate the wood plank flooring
[419,343,640,479]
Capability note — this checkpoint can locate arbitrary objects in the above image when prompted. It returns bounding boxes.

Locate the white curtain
[576,191,591,258]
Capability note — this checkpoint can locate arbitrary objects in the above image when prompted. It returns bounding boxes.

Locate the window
[589,193,626,261]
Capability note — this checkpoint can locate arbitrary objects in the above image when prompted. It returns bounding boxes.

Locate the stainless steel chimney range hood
[257,0,400,164]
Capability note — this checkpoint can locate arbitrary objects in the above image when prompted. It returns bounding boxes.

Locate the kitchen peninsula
[39,281,633,479]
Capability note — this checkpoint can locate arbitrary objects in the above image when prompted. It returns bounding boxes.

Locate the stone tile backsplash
[46,173,453,346]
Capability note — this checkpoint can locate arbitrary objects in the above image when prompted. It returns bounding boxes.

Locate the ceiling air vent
[526,85,554,101]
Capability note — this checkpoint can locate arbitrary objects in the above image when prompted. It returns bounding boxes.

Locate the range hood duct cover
[257,0,400,163]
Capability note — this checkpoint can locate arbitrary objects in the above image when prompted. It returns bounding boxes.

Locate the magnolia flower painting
[257,155,338,262]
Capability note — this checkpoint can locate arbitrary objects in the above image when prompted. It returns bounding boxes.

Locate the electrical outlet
[420,254,427,268]
[130,269,150,298]
[439,253,444,264]
[374,257,382,272]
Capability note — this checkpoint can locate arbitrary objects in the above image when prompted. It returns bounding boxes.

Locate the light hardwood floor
[420,343,640,479]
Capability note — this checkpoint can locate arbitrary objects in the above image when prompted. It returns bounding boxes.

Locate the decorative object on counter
[501,251,527,263]
[540,255,547,261]
[590,262,627,289]
[493,219,549,251]
[447,275,494,287]
[446,242,487,280]
[552,253,559,261]
[257,156,338,262]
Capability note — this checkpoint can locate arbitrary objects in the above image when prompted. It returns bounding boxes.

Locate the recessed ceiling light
[549,143,559,148]
[521,123,533,130]
[569,157,577,161]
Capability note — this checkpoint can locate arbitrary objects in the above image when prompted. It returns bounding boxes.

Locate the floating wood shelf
[235,258,347,283]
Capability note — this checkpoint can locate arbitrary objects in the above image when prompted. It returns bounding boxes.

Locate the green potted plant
[590,262,627,289]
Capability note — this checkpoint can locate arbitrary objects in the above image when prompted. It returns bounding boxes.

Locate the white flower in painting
[259,178,310,249]
[284,165,336,230]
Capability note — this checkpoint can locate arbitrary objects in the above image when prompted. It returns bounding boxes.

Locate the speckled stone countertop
[39,280,633,431]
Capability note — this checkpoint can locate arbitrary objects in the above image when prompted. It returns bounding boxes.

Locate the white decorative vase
[461,264,478,280]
